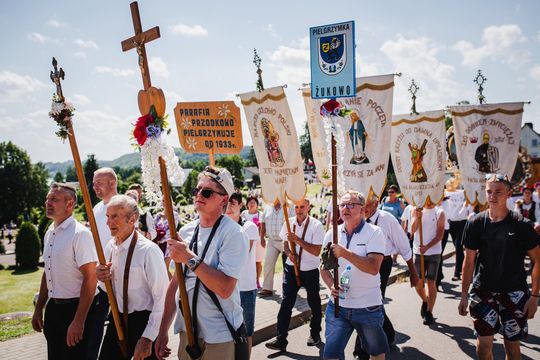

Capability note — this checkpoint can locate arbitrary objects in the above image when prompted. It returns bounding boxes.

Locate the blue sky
[1,0,539,163]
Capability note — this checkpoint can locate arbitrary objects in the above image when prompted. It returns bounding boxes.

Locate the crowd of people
[29,166,539,360]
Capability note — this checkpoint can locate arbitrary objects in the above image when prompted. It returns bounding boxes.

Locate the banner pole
[282,203,301,286]
[418,208,425,287]
[331,133,339,317]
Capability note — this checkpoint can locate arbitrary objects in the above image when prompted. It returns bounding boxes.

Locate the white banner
[239,86,306,204]
[391,111,446,207]
[301,74,394,198]
[449,102,524,206]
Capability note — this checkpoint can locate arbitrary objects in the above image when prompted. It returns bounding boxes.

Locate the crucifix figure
[50,57,65,102]
[121,1,160,90]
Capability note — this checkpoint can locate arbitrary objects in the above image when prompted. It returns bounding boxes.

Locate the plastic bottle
[339,265,352,299]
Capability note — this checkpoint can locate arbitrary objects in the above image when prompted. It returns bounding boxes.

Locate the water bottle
[339,265,352,299]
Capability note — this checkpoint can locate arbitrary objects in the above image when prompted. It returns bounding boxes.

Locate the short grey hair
[108,195,139,221]
[342,190,366,206]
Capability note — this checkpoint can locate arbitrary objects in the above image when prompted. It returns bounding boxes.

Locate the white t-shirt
[413,207,445,256]
[401,204,413,233]
[368,210,412,260]
[444,190,470,221]
[238,221,260,291]
[93,200,112,249]
[280,216,325,271]
[323,222,385,309]
[241,210,260,226]
[174,216,247,343]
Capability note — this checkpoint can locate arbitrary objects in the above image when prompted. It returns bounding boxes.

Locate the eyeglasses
[192,187,226,199]
[338,203,363,209]
[387,191,396,194]
[485,173,510,183]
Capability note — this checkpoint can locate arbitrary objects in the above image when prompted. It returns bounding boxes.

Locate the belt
[383,255,392,260]
[51,297,79,304]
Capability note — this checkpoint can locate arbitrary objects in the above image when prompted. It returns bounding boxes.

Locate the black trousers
[436,230,450,287]
[353,256,395,358]
[43,297,96,360]
[87,288,109,360]
[449,220,467,277]
[277,265,322,339]
[98,310,157,360]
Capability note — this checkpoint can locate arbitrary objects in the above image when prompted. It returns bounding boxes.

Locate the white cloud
[27,32,60,44]
[71,94,91,106]
[380,34,461,114]
[74,39,98,49]
[46,19,66,28]
[267,24,280,40]
[94,66,134,77]
[530,65,540,85]
[267,37,310,87]
[0,71,47,103]
[149,57,169,78]
[73,51,87,60]
[164,90,183,105]
[453,24,527,67]
[169,23,208,37]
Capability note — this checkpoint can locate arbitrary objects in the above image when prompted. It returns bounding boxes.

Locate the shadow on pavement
[266,342,324,359]
[390,346,435,359]
[430,321,477,358]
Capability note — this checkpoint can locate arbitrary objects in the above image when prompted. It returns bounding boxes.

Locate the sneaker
[420,302,428,318]
[423,311,435,325]
[307,334,321,346]
[258,289,273,297]
[265,337,288,351]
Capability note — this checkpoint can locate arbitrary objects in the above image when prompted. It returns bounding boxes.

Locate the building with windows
[521,122,540,157]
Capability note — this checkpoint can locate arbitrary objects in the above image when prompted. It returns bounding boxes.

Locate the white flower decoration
[181,117,190,130]
[217,104,231,118]
[186,137,197,150]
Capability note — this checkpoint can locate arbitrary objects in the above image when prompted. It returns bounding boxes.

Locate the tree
[15,222,41,269]
[0,142,49,226]
[181,169,200,200]
[65,165,77,182]
[247,146,258,167]
[54,171,64,183]
[83,154,100,205]
[216,155,245,188]
[299,121,313,165]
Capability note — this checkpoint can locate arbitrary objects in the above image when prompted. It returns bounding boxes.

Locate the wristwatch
[187,256,202,272]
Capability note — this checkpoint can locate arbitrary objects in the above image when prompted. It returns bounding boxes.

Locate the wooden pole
[331,134,339,317]
[65,121,129,357]
[208,148,215,167]
[158,157,196,348]
[282,203,301,287]
[418,208,425,286]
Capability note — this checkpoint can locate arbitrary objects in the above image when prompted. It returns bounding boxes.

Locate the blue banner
[310,20,356,99]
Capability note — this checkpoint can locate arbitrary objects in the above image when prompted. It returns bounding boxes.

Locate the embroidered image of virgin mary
[409,139,428,183]
[348,112,369,164]
[261,117,285,167]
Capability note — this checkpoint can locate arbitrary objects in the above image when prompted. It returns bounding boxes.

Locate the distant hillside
[44,146,253,176]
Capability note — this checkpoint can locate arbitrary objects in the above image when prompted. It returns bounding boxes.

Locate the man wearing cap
[265,198,325,351]
[155,166,248,360]
[459,174,540,360]
[32,183,98,359]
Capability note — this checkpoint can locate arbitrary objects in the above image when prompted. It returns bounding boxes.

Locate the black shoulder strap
[202,282,243,344]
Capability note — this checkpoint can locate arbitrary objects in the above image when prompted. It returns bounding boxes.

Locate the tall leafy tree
[53,171,64,183]
[247,146,258,167]
[83,154,100,205]
[299,121,313,165]
[65,165,78,182]
[216,155,245,188]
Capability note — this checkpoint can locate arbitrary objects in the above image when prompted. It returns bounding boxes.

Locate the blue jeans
[277,265,322,339]
[240,289,257,336]
[324,301,388,359]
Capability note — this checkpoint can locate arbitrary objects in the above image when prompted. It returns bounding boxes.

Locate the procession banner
[239,86,306,204]
[301,74,394,198]
[391,110,446,207]
[449,102,524,206]
[174,101,242,154]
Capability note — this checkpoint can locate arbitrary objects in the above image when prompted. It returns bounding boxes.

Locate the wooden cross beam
[121,1,160,90]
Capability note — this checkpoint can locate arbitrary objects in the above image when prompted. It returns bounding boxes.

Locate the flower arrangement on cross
[132,105,171,148]
[49,93,75,140]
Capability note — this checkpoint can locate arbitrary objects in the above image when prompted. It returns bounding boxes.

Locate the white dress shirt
[279,215,325,271]
[43,216,98,299]
[93,200,112,249]
[103,231,169,341]
[368,210,412,261]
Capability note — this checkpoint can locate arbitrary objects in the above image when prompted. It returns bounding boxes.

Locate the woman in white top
[241,195,263,289]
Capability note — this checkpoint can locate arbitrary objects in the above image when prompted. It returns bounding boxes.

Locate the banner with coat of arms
[449,102,524,206]
[239,86,306,204]
[301,74,395,198]
[390,110,446,207]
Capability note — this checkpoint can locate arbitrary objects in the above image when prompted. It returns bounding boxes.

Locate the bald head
[93,167,118,202]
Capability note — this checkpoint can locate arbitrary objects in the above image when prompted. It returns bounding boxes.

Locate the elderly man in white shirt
[353,194,419,359]
[96,195,168,360]
[32,183,98,360]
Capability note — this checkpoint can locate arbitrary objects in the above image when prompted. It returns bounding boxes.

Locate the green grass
[0,267,42,314]
[0,317,33,341]
[306,183,323,198]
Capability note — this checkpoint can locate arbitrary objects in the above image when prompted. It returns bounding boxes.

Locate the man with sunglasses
[265,198,325,351]
[459,174,540,360]
[155,166,248,360]
[322,191,388,360]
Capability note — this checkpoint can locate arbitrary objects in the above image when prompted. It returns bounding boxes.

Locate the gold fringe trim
[392,116,445,126]
[240,92,286,105]
[301,81,394,98]
[451,108,523,117]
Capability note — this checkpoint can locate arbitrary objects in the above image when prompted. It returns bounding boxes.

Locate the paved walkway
[0,242,456,359]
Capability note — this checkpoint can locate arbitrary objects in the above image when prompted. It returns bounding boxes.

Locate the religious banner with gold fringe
[390,110,446,207]
[301,74,394,197]
[449,102,524,206]
[239,86,306,204]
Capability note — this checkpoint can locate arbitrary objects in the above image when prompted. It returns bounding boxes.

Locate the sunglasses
[485,173,510,182]
[192,187,226,199]
[387,191,396,194]
[338,203,363,209]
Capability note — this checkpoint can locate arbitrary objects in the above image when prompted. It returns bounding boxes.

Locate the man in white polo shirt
[32,183,98,359]
[265,198,325,351]
[322,191,388,360]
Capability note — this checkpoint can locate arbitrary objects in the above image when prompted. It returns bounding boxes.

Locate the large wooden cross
[121,1,160,90]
